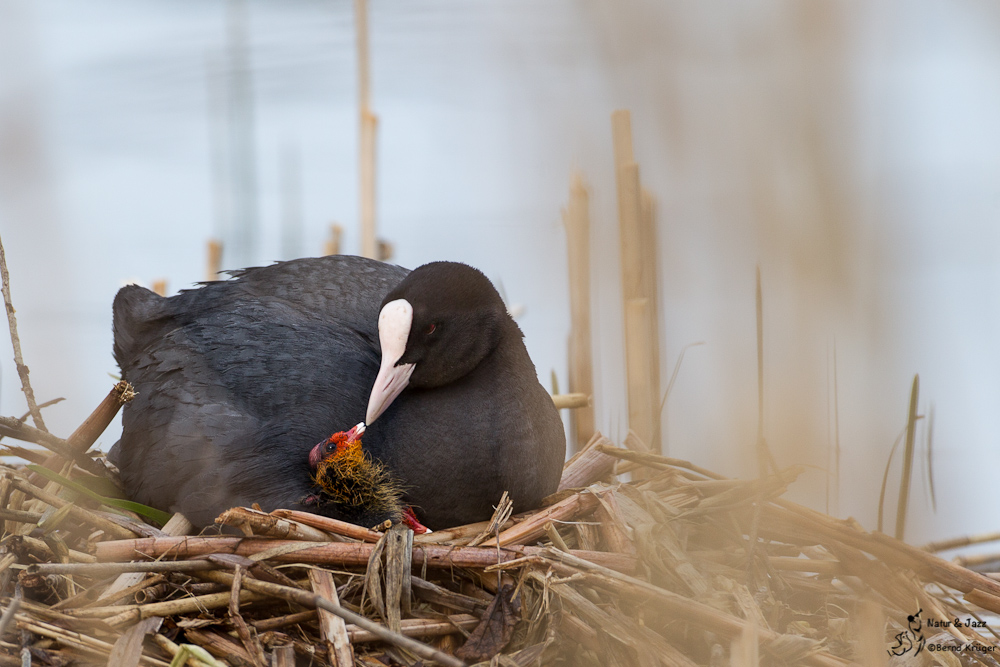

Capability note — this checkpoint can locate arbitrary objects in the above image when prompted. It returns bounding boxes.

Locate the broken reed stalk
[612,110,661,456]
[67,380,135,453]
[0,233,46,431]
[31,380,135,486]
[324,223,344,256]
[830,344,842,516]
[550,393,589,410]
[639,190,668,451]
[755,266,765,476]
[206,239,223,281]
[557,433,619,492]
[754,267,777,478]
[623,298,657,452]
[355,0,377,260]
[926,403,937,513]
[895,374,919,541]
[309,569,354,667]
[563,173,595,453]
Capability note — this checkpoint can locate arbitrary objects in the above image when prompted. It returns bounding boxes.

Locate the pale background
[1,1,998,550]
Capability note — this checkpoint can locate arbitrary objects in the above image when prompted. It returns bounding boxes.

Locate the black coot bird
[109,255,565,529]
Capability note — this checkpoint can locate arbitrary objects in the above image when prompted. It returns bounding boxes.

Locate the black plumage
[109,255,565,529]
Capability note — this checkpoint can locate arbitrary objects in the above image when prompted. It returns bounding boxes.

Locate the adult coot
[109,256,565,529]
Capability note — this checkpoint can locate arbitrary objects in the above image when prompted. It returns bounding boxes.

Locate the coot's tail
[106,438,122,468]
[112,284,165,369]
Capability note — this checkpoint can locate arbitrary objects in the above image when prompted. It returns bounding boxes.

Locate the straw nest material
[1,386,999,666]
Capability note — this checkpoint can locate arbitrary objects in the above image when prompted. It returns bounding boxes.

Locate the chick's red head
[308,422,366,469]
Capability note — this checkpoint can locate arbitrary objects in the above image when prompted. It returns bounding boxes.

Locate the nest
[0,384,999,667]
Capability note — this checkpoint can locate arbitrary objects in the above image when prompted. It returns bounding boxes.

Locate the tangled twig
[0,233,46,431]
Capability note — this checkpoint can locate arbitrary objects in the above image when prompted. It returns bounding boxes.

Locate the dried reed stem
[550,393,589,410]
[29,560,214,576]
[355,0,377,259]
[217,507,332,541]
[271,509,383,542]
[98,586,265,627]
[0,233,46,431]
[895,374,919,541]
[31,380,135,486]
[563,173,595,452]
[348,615,479,643]
[92,535,635,573]
[309,568,355,666]
[613,110,661,455]
[229,566,267,667]
[558,433,618,491]
[0,417,103,476]
[206,239,223,281]
[594,444,725,480]
[413,518,513,545]
[66,380,135,453]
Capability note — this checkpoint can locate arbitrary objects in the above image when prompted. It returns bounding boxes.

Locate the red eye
[426,323,436,335]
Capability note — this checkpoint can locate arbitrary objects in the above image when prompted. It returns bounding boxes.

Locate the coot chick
[109,255,565,529]
[303,423,403,529]
[306,423,429,533]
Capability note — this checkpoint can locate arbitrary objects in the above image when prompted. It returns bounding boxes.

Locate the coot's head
[304,423,403,526]
[365,261,510,424]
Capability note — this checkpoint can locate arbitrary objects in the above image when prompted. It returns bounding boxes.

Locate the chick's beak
[366,299,416,424]
[345,422,366,442]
